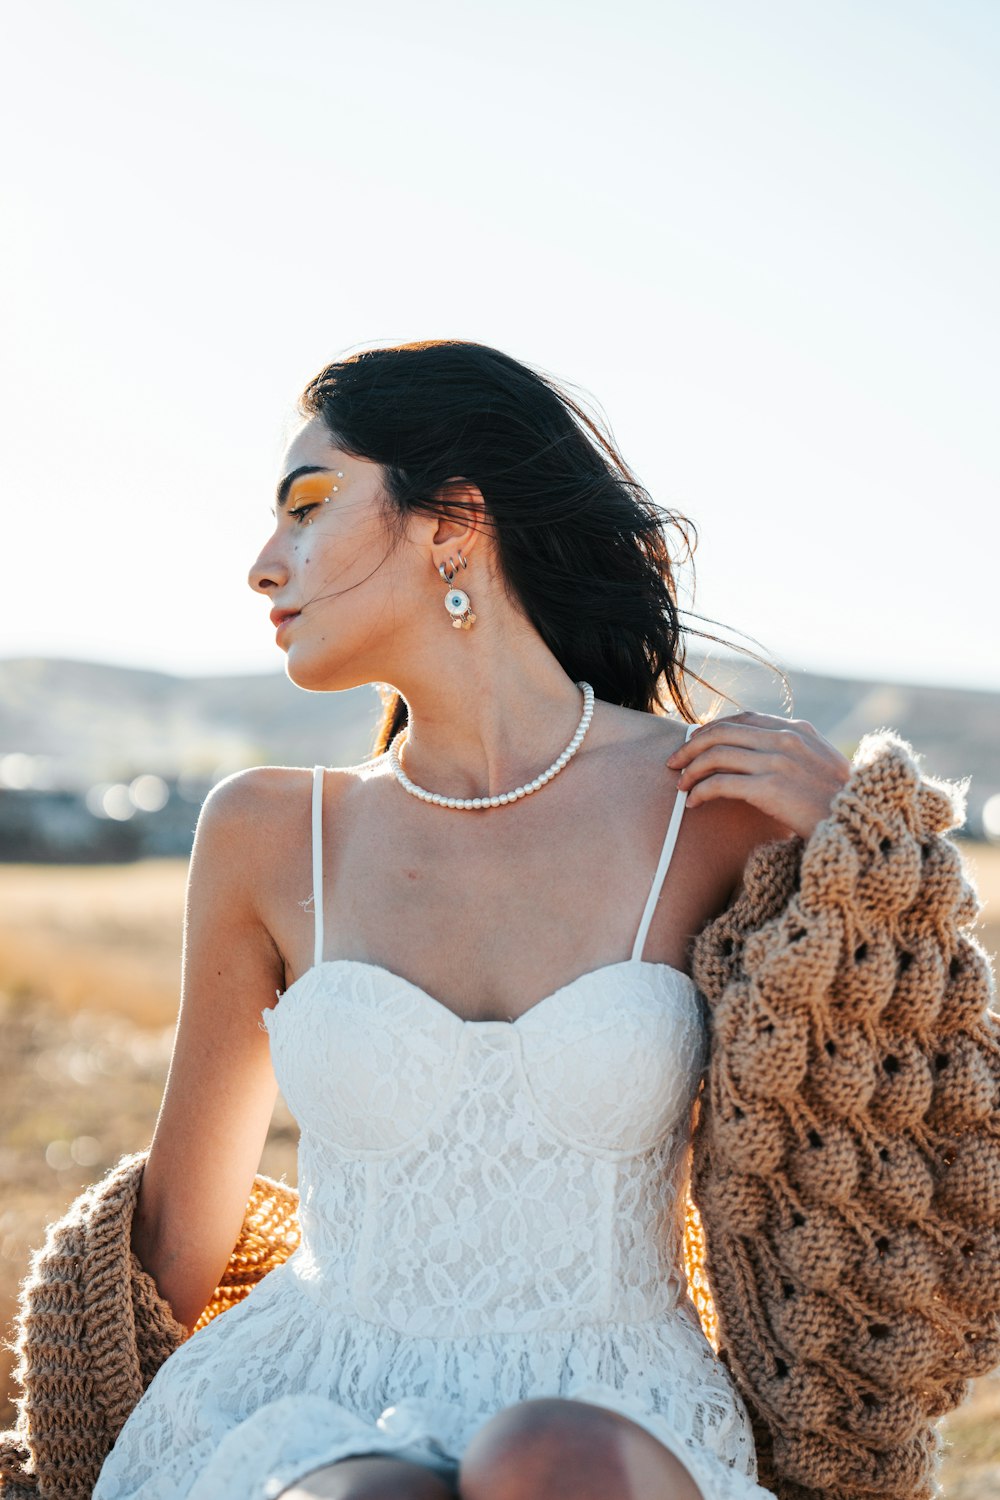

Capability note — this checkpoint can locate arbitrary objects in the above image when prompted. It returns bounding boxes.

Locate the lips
[269,608,300,628]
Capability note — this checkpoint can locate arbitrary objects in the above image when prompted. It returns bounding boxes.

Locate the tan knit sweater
[2,728,997,1500]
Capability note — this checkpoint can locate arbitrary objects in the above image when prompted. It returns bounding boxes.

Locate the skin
[132,412,851,1498]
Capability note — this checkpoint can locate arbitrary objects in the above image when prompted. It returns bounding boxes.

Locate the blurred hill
[0,654,997,859]
[0,657,382,785]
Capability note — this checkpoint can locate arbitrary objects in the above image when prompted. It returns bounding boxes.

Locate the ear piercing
[440,549,476,629]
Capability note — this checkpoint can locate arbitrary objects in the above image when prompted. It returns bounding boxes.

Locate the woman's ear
[430,479,489,554]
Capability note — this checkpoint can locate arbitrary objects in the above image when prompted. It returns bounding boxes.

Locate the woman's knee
[458,1396,703,1500]
[460,1397,619,1499]
[277,1453,456,1499]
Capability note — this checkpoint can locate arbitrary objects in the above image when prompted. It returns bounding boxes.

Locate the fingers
[667,716,798,769]
[676,744,781,801]
[681,770,774,811]
[664,714,848,837]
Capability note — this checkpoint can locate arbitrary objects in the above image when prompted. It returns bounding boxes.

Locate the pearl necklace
[388,681,595,810]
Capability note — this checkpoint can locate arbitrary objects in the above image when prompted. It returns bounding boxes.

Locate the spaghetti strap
[630,721,699,963]
[311,765,325,969]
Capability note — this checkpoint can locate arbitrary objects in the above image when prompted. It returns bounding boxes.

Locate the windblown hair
[296,339,789,755]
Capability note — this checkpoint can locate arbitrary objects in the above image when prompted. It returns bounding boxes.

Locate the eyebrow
[273,465,337,512]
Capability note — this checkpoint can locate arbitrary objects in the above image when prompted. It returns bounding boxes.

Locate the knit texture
[0,1156,300,1500]
[686,728,1000,1500]
[1,727,996,1500]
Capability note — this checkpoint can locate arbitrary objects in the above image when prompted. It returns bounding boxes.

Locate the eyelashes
[287,504,317,525]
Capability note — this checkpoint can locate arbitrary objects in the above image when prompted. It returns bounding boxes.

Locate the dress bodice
[262,955,708,1337]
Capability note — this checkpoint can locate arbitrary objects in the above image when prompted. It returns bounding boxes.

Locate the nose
[248,543,289,596]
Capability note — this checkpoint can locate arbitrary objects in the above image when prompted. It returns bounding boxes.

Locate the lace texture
[94,959,777,1500]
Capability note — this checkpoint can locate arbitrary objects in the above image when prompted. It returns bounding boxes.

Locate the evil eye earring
[308,470,346,522]
[439,550,476,629]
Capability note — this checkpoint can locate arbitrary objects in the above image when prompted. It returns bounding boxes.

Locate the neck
[389,658,591,801]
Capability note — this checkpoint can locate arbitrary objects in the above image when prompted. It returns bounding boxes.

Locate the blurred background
[2,1,998,1491]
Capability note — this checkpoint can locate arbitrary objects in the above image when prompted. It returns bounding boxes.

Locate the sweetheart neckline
[267,956,698,1031]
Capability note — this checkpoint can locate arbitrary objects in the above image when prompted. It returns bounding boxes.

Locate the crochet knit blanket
[1,728,996,1500]
[0,1156,299,1500]
[686,727,1000,1499]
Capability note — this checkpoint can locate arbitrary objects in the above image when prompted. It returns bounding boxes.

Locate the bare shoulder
[199,762,312,827]
[196,757,388,866]
[196,760,362,846]
[196,762,373,974]
[609,706,792,909]
[188,767,320,936]
[183,766,318,955]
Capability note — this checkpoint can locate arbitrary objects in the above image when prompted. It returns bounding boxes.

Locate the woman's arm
[130,768,290,1332]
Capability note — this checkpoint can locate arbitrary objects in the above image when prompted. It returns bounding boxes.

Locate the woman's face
[248,414,415,692]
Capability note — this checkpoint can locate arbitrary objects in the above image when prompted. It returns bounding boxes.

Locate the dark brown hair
[297,339,790,756]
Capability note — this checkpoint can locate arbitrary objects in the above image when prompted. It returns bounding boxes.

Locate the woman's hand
[666,712,853,842]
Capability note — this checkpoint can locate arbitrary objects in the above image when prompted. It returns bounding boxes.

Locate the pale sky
[2,0,997,691]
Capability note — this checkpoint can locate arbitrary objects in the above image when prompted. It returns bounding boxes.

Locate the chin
[284,650,354,695]
[285,662,336,693]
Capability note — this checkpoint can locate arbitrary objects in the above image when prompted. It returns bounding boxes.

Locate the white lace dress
[94,728,776,1500]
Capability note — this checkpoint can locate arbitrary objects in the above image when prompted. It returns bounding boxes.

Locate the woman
[90,340,880,1500]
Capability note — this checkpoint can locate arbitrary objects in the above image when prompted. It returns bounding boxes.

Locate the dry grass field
[1,843,998,1495]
